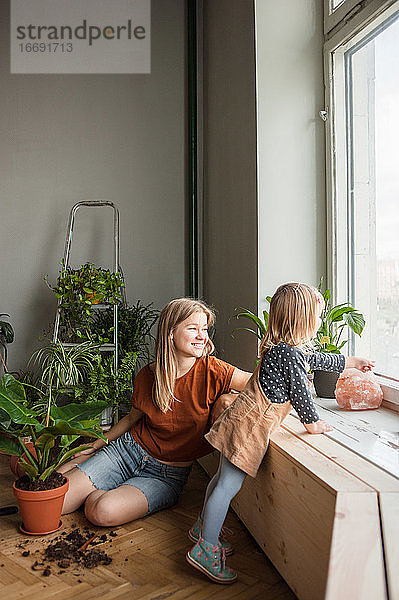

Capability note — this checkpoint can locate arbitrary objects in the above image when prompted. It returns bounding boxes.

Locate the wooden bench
[199,401,399,600]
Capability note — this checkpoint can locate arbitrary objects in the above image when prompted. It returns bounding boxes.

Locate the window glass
[332,0,345,10]
[347,14,399,379]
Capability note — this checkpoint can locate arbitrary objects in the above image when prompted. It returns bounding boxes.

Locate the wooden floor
[0,454,297,600]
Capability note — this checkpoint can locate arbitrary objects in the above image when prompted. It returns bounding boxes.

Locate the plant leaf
[0,321,14,344]
[0,375,40,425]
[18,458,38,479]
[0,434,22,456]
[324,344,341,353]
[343,311,365,336]
[231,326,262,340]
[233,310,266,336]
[50,402,107,423]
[37,421,107,441]
[327,305,356,322]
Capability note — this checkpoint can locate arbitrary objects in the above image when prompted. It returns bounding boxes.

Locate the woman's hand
[345,357,375,372]
[72,439,106,458]
[304,420,333,434]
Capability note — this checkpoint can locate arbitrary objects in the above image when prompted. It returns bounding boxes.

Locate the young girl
[186,283,374,584]
[59,298,251,526]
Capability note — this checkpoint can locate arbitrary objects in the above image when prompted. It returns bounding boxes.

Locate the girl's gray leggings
[201,454,246,546]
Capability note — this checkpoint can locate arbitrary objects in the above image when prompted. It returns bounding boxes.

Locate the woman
[60,298,251,527]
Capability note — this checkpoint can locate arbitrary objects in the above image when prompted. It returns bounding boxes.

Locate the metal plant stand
[53,200,124,427]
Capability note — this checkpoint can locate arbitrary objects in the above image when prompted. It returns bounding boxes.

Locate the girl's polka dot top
[259,342,345,424]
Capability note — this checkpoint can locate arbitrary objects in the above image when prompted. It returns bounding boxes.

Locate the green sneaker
[188,517,234,556]
[186,537,237,584]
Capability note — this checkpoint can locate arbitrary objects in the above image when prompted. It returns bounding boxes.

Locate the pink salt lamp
[335,368,383,410]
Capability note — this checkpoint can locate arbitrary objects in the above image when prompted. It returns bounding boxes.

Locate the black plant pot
[313,370,340,399]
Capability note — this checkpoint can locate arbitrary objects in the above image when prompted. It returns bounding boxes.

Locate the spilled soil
[18,526,114,576]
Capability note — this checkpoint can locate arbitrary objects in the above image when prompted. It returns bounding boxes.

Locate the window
[324,1,399,389]
[324,0,366,35]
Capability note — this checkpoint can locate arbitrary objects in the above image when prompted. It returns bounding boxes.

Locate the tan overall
[205,366,292,478]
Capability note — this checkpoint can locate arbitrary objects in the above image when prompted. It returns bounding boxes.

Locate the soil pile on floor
[28,526,114,574]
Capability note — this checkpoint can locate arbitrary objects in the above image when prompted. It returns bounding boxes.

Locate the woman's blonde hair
[259,283,321,355]
[153,298,215,412]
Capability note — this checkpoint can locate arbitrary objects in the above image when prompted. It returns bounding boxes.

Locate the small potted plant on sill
[312,286,365,398]
[0,372,107,535]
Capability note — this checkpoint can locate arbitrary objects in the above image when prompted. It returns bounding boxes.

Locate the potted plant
[90,300,159,362]
[0,313,14,375]
[312,286,365,398]
[71,351,138,423]
[0,372,107,535]
[44,261,125,342]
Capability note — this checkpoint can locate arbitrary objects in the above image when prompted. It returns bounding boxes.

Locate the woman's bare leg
[58,452,95,475]
[61,467,98,514]
[84,485,149,526]
[59,451,149,526]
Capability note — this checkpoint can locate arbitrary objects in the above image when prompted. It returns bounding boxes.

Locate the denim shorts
[77,431,192,515]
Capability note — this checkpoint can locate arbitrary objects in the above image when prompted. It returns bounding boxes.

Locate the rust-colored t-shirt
[130,355,235,462]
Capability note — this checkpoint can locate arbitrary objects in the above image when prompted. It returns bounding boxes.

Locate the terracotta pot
[13,477,69,535]
[313,370,340,399]
[10,442,37,478]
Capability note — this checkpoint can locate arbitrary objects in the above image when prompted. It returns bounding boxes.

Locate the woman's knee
[84,486,149,526]
[84,492,113,526]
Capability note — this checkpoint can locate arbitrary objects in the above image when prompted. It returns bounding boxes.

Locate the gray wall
[255,0,327,305]
[202,0,326,371]
[1,0,327,376]
[0,1,186,371]
[202,0,258,371]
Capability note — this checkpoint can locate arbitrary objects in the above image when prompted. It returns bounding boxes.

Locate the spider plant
[28,340,100,426]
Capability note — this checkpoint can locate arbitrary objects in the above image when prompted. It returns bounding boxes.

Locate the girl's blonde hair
[154,298,215,412]
[259,283,321,355]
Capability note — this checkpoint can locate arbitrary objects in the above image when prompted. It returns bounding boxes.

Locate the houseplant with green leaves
[71,351,139,423]
[312,284,365,397]
[0,340,108,534]
[0,372,107,534]
[45,260,125,342]
[89,300,158,363]
[28,340,101,417]
[313,287,365,354]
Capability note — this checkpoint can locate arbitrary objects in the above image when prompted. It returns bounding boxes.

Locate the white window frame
[324,0,366,35]
[324,0,399,409]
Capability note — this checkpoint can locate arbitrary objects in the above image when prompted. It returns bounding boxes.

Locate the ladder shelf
[52,200,124,427]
